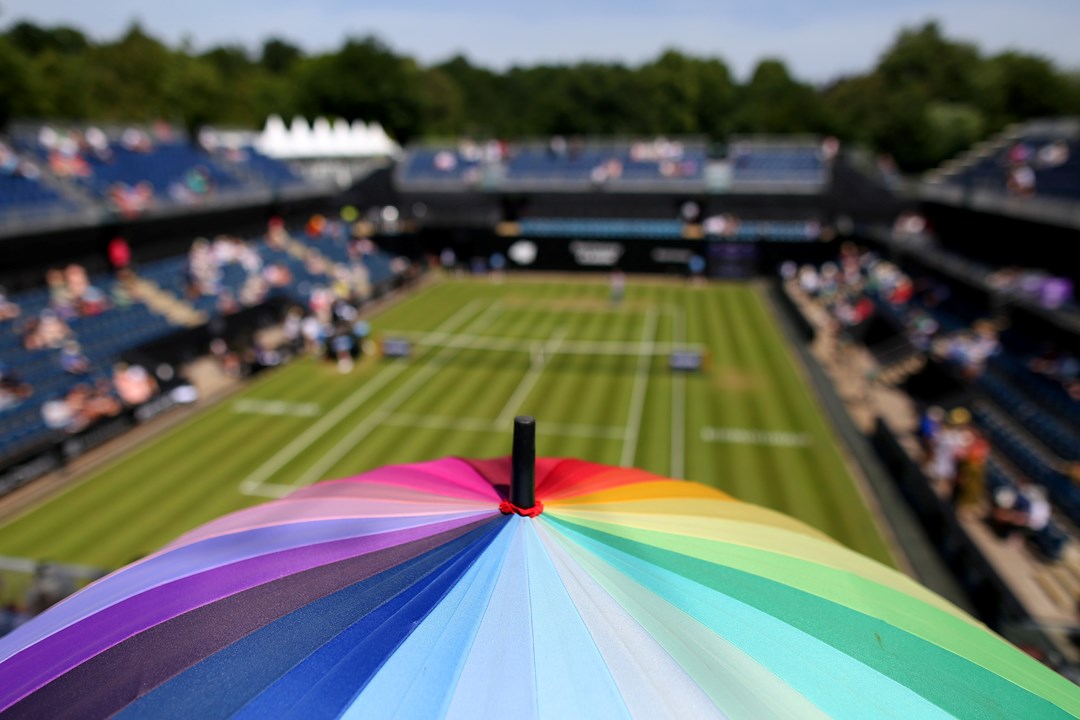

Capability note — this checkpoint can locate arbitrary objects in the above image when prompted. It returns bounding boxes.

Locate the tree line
[1,19,1078,170]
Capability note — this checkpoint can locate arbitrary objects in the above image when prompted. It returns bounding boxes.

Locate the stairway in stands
[127,275,206,328]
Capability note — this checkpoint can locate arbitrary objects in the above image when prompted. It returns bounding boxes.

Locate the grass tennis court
[0,277,894,576]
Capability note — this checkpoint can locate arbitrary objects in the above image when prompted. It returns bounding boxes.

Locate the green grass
[0,277,894,575]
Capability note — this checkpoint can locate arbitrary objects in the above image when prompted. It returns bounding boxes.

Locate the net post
[511,416,536,509]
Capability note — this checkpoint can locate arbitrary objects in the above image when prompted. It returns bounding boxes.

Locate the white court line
[238,300,486,497]
[384,413,626,440]
[376,331,703,357]
[670,304,686,479]
[495,327,568,427]
[620,307,659,467]
[288,303,505,490]
[700,427,812,447]
[233,399,322,418]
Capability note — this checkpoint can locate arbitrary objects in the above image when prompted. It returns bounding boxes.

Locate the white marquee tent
[256,115,400,159]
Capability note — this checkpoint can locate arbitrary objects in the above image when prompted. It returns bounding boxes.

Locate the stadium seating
[1,231,404,461]
[7,127,313,222]
[936,122,1080,201]
[978,369,1080,461]
[988,353,1080,436]
[295,233,397,289]
[729,145,826,187]
[973,404,1080,526]
[0,268,186,459]
[506,147,705,183]
[239,149,306,188]
[399,140,709,186]
[399,149,482,182]
[78,142,243,201]
[988,457,1071,561]
[0,174,75,221]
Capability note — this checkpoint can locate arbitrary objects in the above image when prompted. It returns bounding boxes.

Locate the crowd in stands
[0,140,42,182]
[405,136,711,185]
[2,212,410,463]
[162,215,406,377]
[1,122,313,225]
[0,366,32,411]
[918,406,993,515]
[790,243,1002,378]
[791,241,1080,562]
[1028,346,1080,401]
[1,260,168,438]
[1004,140,1071,197]
[937,121,1080,201]
[40,380,122,434]
[0,139,68,221]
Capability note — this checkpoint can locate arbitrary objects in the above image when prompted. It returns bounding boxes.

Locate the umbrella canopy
[1,456,1078,719]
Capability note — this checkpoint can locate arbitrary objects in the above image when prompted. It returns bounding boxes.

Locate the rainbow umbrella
[1,418,1078,719]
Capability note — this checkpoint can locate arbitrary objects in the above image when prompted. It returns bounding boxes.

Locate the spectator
[108,182,154,217]
[918,406,944,456]
[121,127,153,153]
[112,363,158,406]
[59,341,91,375]
[1035,141,1069,169]
[41,396,76,432]
[990,485,1052,547]
[331,330,355,373]
[46,268,74,316]
[1007,164,1035,197]
[108,236,132,273]
[0,366,32,410]
[952,427,990,513]
[22,310,72,350]
[0,287,20,321]
[40,382,120,434]
[217,290,239,315]
[610,268,626,307]
[926,407,970,489]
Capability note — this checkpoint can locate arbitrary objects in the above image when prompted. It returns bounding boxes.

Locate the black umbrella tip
[510,416,537,511]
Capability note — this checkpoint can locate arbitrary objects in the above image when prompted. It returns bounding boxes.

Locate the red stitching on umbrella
[499,500,544,517]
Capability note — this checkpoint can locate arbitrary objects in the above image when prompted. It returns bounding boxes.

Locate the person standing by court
[611,268,625,307]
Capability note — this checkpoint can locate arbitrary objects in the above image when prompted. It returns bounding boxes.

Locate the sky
[2,0,1079,82]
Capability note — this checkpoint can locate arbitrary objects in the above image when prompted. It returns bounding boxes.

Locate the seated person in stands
[59,341,91,375]
[71,381,123,427]
[217,290,240,315]
[64,264,109,317]
[120,127,153,153]
[21,310,72,350]
[41,382,121,434]
[989,484,1051,546]
[1007,164,1035,196]
[0,366,32,410]
[0,141,19,174]
[0,286,20,321]
[109,181,154,217]
[46,268,75,318]
[917,406,944,456]
[113,363,158,406]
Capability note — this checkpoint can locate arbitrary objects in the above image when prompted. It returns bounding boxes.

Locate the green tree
[260,38,302,75]
[6,21,88,56]
[293,36,425,141]
[976,52,1071,128]
[0,35,40,125]
[735,59,824,134]
[86,23,173,120]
